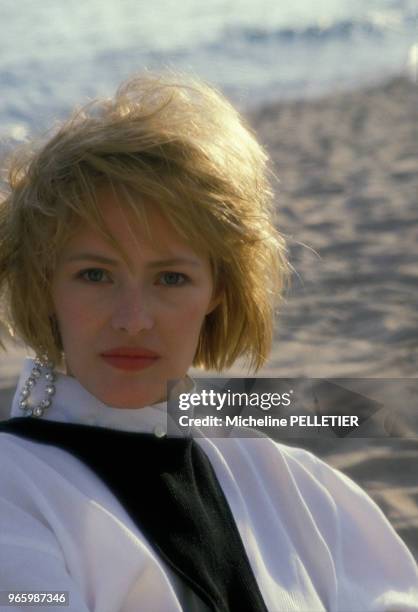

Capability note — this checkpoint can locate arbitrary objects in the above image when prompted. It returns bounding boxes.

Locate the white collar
[11,357,195,436]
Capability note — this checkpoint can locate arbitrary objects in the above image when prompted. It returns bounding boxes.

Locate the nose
[111,287,154,335]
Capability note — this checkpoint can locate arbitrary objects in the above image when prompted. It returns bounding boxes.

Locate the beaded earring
[18,355,56,418]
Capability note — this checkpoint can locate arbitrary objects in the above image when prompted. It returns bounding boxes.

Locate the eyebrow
[64,253,202,268]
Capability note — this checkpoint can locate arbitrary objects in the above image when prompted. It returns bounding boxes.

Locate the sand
[1,74,417,560]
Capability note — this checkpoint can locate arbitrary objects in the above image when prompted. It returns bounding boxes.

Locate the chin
[96,386,165,409]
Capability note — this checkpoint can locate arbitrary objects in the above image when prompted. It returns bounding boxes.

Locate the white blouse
[0,357,417,612]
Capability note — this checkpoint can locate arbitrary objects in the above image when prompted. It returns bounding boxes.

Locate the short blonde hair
[0,70,288,372]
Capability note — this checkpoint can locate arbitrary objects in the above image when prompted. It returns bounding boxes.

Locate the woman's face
[51,189,219,408]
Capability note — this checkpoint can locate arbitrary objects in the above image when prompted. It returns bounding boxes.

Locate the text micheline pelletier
[173,390,359,429]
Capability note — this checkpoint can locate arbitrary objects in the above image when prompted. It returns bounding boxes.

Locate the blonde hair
[0,70,288,372]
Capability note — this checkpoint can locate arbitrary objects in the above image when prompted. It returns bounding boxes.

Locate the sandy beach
[1,74,417,560]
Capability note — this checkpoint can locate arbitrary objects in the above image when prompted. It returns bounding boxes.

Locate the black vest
[0,417,268,612]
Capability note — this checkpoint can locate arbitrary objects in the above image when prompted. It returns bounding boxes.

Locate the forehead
[64,187,199,262]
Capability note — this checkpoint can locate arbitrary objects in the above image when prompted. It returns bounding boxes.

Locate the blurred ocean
[1,0,417,139]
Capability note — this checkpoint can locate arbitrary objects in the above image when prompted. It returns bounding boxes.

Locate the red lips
[101,347,160,358]
[100,347,160,371]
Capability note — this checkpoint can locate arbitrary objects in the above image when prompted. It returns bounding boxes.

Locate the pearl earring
[18,356,56,418]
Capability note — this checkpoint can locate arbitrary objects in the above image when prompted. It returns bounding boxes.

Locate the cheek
[163,296,210,340]
[53,293,99,338]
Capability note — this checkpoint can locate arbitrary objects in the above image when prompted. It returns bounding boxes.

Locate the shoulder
[198,433,395,515]
[199,434,418,608]
[0,425,56,464]
[0,428,70,502]
[197,431,345,499]
[0,425,100,497]
[0,428,36,463]
[200,433,407,541]
[197,433,351,545]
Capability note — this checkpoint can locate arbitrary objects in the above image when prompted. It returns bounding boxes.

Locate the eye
[78,268,111,283]
[158,272,189,286]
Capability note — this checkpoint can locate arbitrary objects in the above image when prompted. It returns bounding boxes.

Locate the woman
[0,71,417,612]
